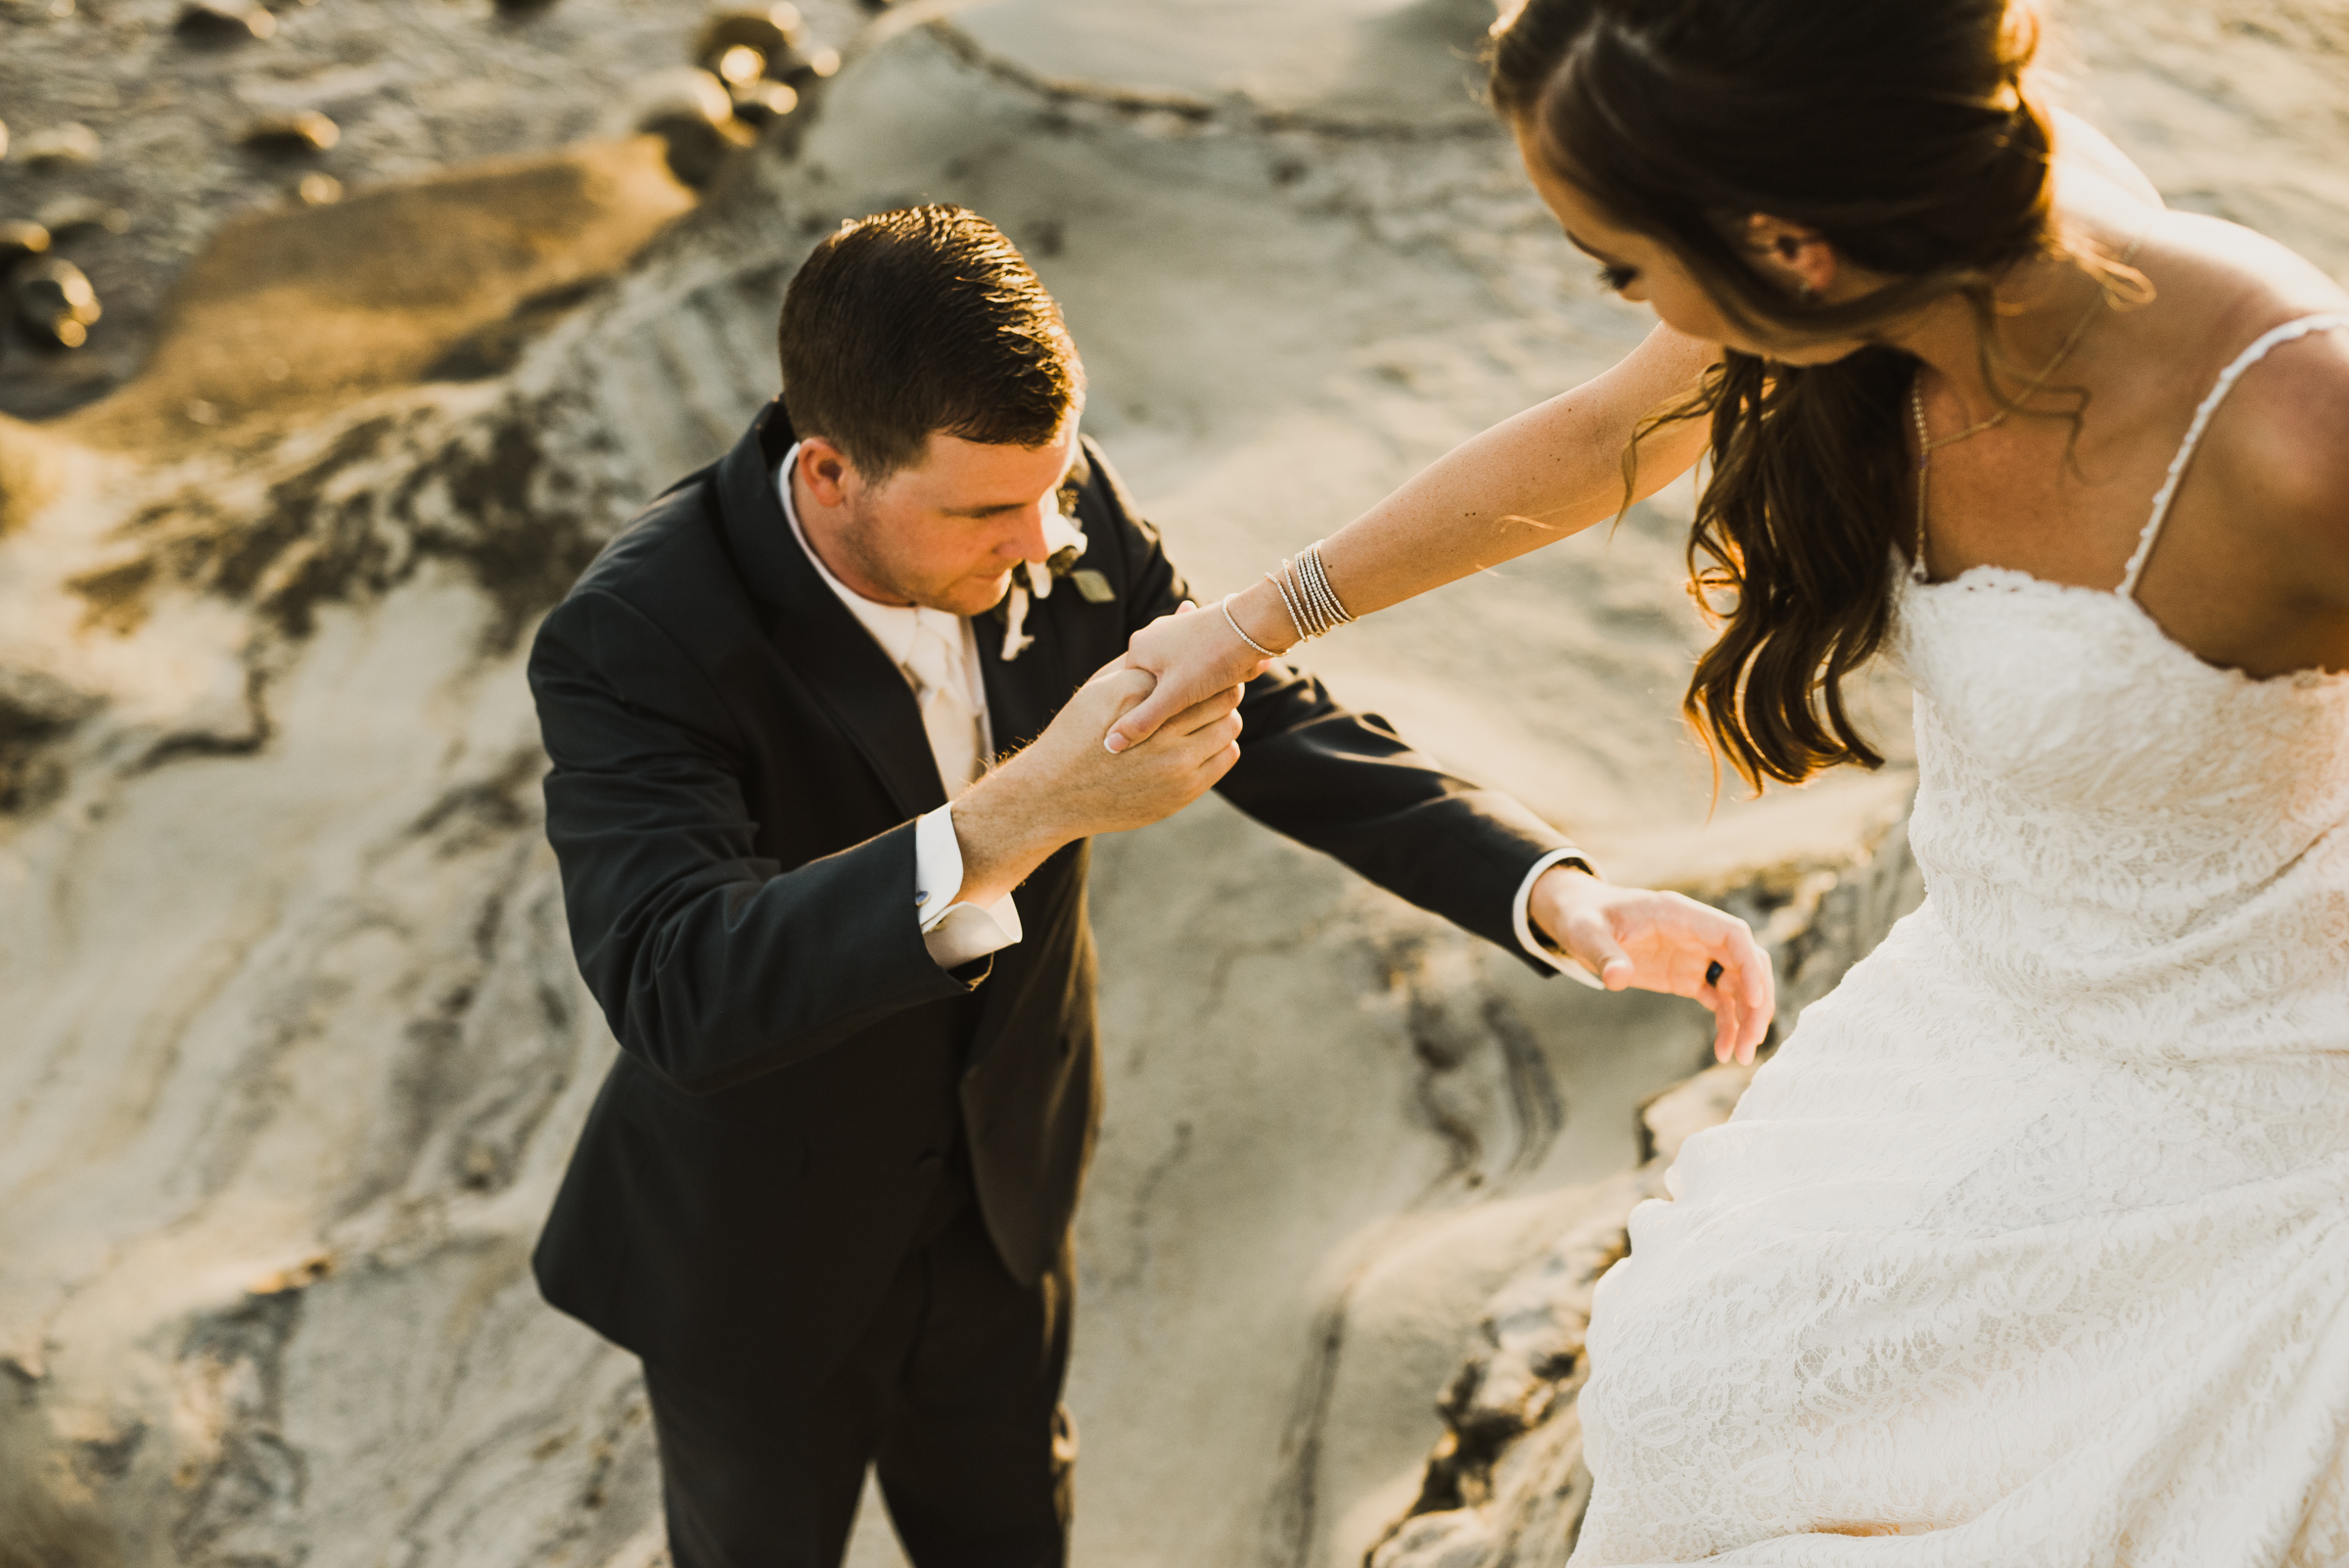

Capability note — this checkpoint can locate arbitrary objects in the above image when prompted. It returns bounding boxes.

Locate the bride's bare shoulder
[2062,106,2349,621]
[2199,312,2349,602]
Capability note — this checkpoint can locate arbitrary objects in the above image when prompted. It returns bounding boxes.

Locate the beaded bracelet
[1264,541,1357,645]
[1220,593,1279,658]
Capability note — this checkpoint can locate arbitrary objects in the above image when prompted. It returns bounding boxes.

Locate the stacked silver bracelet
[1266,542,1356,645]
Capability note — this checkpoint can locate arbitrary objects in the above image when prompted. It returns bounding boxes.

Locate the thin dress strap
[2120,311,2349,599]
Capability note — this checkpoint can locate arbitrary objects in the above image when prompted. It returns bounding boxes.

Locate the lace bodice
[1897,567,2349,1041]
[1568,315,2349,1565]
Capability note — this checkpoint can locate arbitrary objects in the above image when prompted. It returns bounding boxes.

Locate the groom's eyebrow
[942,459,1083,519]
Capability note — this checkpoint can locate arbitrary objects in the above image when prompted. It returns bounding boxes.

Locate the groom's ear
[797,437,858,509]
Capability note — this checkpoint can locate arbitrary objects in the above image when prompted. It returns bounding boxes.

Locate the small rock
[18,122,101,169]
[729,80,799,128]
[242,111,342,156]
[296,172,343,206]
[693,6,806,77]
[0,119,9,163]
[12,256,103,349]
[0,222,51,270]
[34,198,130,239]
[713,44,766,87]
[175,0,276,43]
[770,43,841,86]
[632,69,756,191]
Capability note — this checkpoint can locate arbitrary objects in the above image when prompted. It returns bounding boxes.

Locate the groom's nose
[994,500,1052,564]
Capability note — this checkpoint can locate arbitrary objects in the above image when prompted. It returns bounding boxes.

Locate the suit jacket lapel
[719,400,947,819]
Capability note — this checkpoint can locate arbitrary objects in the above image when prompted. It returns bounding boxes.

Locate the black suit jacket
[529,399,1573,1394]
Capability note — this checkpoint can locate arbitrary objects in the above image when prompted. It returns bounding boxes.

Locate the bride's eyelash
[1594,261,1640,294]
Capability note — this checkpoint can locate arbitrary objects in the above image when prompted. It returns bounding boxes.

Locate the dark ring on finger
[1704,959,1724,989]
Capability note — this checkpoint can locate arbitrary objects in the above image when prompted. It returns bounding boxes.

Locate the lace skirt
[1570,902,2349,1567]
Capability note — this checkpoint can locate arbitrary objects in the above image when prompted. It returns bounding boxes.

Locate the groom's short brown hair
[777,205,1084,483]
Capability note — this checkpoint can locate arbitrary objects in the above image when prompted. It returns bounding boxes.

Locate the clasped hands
[1080,601,1776,1067]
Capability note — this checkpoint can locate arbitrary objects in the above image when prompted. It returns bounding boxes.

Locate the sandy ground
[0,3,2343,1567]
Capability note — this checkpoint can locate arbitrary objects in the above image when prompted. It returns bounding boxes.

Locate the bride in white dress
[1106,0,2349,1560]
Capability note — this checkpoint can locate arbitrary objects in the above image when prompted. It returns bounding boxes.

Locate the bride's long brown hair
[1491,0,2079,789]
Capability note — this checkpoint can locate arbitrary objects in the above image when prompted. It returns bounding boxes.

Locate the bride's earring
[1777,237,1820,303]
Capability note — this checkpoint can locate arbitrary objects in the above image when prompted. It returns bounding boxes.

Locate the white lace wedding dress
[1571,314,2349,1566]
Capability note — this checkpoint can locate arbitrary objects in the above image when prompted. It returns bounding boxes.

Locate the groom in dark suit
[528,205,1761,1568]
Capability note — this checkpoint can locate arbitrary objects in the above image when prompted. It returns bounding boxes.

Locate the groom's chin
[941,573,1015,618]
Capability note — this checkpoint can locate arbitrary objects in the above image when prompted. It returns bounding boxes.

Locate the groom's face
[795,419,1082,618]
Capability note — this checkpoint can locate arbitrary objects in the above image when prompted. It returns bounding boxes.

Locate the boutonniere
[995,505,1115,661]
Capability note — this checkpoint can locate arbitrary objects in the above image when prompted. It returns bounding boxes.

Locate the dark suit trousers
[643,1151,1078,1568]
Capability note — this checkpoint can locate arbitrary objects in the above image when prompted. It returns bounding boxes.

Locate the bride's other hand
[1106,600,1272,752]
[1529,867,1775,1066]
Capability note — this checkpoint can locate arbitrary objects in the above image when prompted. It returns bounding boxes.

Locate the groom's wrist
[947,761,1076,905]
[1515,850,1607,989]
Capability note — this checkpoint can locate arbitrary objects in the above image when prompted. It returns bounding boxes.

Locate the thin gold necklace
[1908,230,2149,577]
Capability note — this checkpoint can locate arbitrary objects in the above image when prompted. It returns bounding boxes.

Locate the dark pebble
[242,111,341,155]
[641,113,757,191]
[634,70,756,190]
[0,222,51,270]
[729,80,799,127]
[768,43,840,87]
[694,6,806,78]
[34,199,130,239]
[12,256,103,349]
[18,122,101,168]
[175,0,277,43]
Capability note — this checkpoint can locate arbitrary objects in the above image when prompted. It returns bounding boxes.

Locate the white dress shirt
[778,447,1599,985]
[779,447,1023,972]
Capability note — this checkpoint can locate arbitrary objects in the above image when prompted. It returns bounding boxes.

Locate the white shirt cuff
[914,803,1023,972]
[1512,847,1608,990]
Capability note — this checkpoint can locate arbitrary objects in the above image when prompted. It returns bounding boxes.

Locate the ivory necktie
[901,615,983,797]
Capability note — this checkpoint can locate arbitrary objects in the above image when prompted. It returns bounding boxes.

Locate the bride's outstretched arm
[1108,321,1717,751]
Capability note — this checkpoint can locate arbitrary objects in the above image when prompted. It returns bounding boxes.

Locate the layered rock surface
[1,4,2342,1568]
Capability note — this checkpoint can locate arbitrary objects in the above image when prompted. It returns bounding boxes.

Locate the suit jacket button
[915,1152,944,1174]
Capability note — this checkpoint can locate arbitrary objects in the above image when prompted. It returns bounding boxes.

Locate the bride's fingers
[1722,933,1774,1064]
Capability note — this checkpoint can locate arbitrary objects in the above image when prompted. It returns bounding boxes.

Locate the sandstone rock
[0,8,2339,1568]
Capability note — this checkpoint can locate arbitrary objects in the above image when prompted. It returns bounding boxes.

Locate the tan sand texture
[0,3,2341,1567]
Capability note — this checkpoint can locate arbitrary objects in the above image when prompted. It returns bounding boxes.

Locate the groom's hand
[1106,600,1274,754]
[946,661,1246,908]
[1529,867,1775,1066]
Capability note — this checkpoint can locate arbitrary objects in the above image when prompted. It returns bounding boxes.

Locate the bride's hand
[1105,601,1270,753]
[1529,867,1776,1066]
